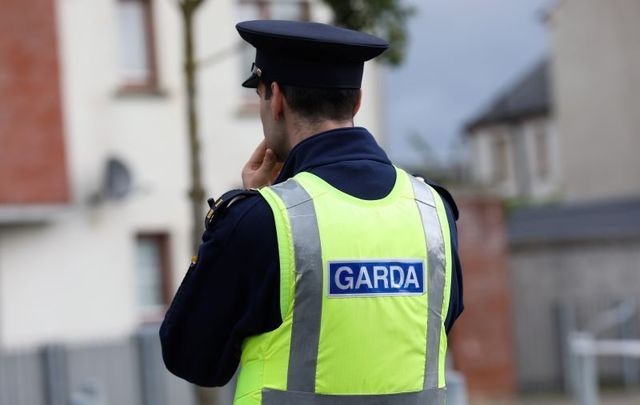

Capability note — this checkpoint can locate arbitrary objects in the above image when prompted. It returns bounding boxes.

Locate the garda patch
[327,260,425,297]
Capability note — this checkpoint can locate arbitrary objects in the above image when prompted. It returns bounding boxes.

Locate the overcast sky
[385,0,553,168]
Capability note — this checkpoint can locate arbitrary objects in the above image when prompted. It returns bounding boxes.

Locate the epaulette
[205,189,260,229]
[423,179,459,221]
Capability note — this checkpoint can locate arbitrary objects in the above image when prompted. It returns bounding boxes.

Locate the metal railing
[0,326,194,405]
[568,299,640,405]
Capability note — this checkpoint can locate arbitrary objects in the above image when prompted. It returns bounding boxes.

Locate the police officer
[161,20,463,404]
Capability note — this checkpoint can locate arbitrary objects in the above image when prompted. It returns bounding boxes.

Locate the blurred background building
[466,60,558,202]
[1,0,384,403]
[456,0,640,401]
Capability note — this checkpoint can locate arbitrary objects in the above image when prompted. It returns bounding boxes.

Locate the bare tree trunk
[179,1,224,404]
[180,0,206,253]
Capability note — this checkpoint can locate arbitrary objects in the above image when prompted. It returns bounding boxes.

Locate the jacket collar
[274,126,391,183]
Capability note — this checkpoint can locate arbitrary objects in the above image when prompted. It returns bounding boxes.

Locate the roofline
[464,57,551,134]
[465,107,551,134]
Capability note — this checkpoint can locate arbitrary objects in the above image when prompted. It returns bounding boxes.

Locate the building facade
[465,61,561,203]
[464,0,640,394]
[0,0,385,351]
[549,0,640,203]
[468,0,640,205]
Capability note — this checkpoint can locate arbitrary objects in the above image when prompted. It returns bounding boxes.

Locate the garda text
[327,260,425,297]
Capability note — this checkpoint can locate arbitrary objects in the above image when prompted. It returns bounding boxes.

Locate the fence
[565,298,640,405]
[0,325,194,405]
[556,296,640,392]
[0,326,467,405]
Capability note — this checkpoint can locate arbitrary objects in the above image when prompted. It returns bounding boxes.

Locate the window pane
[494,135,509,182]
[536,126,549,180]
[271,2,304,20]
[135,237,163,313]
[237,1,262,20]
[117,1,150,84]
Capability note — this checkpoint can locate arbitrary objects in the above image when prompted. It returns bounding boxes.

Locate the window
[134,233,171,320]
[237,1,311,100]
[535,125,549,180]
[117,0,158,90]
[238,0,311,21]
[493,134,509,183]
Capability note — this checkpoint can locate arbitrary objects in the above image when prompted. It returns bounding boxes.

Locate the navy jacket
[160,127,463,387]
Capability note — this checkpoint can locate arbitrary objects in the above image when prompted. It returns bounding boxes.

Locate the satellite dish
[104,157,132,200]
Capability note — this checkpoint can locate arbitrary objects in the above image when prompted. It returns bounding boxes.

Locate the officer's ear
[270,82,284,121]
[353,89,362,118]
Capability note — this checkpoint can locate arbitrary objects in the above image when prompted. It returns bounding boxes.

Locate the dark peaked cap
[236,20,388,89]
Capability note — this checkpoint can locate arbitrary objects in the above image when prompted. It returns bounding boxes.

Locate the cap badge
[251,63,263,77]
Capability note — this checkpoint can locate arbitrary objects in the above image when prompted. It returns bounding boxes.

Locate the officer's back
[160,20,463,405]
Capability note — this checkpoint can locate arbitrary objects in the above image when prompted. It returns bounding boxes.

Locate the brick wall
[0,0,69,204]
[449,197,517,398]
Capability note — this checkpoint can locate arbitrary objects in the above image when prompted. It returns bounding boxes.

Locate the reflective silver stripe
[263,387,446,405]
[270,179,323,392]
[409,175,447,390]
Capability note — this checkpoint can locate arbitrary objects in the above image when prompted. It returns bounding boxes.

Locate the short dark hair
[262,81,360,123]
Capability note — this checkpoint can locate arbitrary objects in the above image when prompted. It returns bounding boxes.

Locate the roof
[466,59,552,132]
[509,197,640,245]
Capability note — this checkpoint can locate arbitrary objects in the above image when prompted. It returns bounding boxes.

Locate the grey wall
[550,0,640,202]
[510,238,640,390]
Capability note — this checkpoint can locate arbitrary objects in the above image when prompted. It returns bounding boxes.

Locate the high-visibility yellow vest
[234,167,452,405]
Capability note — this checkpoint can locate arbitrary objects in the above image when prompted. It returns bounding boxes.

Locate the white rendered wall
[468,125,518,198]
[0,0,384,350]
[468,117,559,202]
[197,0,385,199]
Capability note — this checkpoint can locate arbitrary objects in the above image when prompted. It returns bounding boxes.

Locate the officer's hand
[242,139,283,189]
